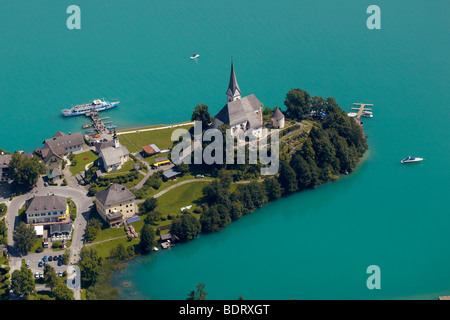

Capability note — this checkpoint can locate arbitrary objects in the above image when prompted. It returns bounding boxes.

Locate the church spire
[226,57,241,102]
[113,128,119,148]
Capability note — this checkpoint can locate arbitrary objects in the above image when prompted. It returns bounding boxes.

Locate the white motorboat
[401,156,424,164]
[347,112,358,117]
[362,111,373,118]
[190,54,200,59]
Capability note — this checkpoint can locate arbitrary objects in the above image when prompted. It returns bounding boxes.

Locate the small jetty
[83,111,116,134]
[82,111,117,143]
[349,103,374,133]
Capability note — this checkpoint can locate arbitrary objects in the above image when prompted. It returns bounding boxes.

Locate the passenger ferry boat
[62,99,119,117]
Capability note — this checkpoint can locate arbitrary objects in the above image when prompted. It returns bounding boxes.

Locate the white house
[98,130,130,172]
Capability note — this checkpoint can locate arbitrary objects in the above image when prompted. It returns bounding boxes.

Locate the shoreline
[108,142,371,300]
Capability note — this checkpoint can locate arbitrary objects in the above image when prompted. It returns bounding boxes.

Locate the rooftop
[95,183,136,206]
[25,195,67,214]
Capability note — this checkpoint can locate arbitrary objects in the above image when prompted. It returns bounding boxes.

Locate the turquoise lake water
[1,1,449,299]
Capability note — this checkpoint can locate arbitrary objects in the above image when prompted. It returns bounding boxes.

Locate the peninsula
[0,62,368,300]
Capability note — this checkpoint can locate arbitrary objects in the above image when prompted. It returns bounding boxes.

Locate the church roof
[215,94,262,129]
[226,60,241,98]
[99,145,129,168]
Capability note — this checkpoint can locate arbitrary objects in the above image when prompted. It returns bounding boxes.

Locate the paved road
[117,121,194,136]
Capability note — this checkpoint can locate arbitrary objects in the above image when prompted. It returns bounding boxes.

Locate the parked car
[39,272,43,278]
[34,272,39,278]
[48,256,53,262]
[43,256,47,262]
[38,261,43,267]
[57,259,62,266]
[59,271,64,277]
[53,255,58,261]
[26,260,30,267]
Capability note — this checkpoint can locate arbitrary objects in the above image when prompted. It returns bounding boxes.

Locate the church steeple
[113,128,119,148]
[226,57,241,102]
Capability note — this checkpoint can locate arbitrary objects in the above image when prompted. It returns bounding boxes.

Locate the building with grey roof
[0,154,12,182]
[95,184,136,227]
[41,131,84,163]
[163,168,181,181]
[98,130,130,172]
[25,194,69,225]
[271,107,285,128]
[50,223,73,240]
[213,60,263,138]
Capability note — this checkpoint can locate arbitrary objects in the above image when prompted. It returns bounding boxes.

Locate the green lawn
[103,159,135,176]
[118,124,193,153]
[69,150,98,175]
[135,174,207,199]
[156,180,211,216]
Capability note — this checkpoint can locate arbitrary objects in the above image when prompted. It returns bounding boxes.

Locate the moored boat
[190,54,200,59]
[62,99,119,117]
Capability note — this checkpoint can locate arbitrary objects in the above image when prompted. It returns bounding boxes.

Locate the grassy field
[156,180,210,216]
[69,150,98,175]
[118,124,193,153]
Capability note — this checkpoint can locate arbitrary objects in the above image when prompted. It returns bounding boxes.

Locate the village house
[0,154,12,182]
[163,168,181,181]
[213,60,263,138]
[153,156,171,168]
[47,168,62,183]
[41,131,84,172]
[98,130,130,172]
[142,144,160,157]
[25,194,70,225]
[95,183,137,227]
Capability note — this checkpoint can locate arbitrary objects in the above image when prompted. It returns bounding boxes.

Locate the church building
[213,60,263,138]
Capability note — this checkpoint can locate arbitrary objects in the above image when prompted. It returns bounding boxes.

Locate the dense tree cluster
[8,152,45,191]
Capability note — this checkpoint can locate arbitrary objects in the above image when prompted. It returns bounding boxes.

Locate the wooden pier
[352,103,373,120]
[83,112,115,135]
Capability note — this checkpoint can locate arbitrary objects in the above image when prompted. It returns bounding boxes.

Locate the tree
[290,153,312,190]
[186,283,208,300]
[191,104,211,128]
[199,205,222,233]
[10,266,35,298]
[278,159,298,195]
[79,247,102,288]
[43,264,58,290]
[229,201,243,221]
[170,213,201,242]
[8,152,45,190]
[52,282,74,300]
[284,88,311,120]
[139,224,156,253]
[0,203,7,216]
[142,197,158,213]
[13,222,36,254]
[263,177,282,201]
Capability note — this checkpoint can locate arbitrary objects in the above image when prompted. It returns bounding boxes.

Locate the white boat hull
[401,157,424,163]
